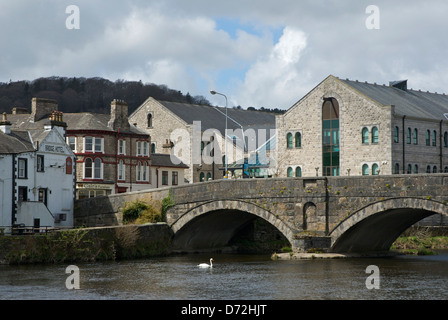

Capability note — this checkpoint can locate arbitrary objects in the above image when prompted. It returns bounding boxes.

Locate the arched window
[362,127,369,144]
[433,166,438,173]
[94,158,102,179]
[414,164,419,174]
[199,172,205,182]
[371,127,379,144]
[118,160,125,180]
[426,165,431,173]
[394,126,400,143]
[394,163,400,174]
[151,143,156,154]
[362,164,369,175]
[413,128,418,145]
[407,164,412,174]
[433,130,437,146]
[444,132,448,148]
[322,98,340,176]
[407,128,411,144]
[287,167,293,177]
[286,133,293,149]
[84,158,93,178]
[295,132,302,148]
[445,166,448,173]
[206,172,211,181]
[426,130,431,146]
[147,113,153,127]
[372,163,379,175]
[295,166,302,177]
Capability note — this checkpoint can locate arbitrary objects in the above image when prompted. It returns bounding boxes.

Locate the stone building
[63,99,152,198]
[129,97,276,183]
[276,75,448,178]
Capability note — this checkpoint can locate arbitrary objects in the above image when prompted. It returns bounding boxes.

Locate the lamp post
[210,90,228,178]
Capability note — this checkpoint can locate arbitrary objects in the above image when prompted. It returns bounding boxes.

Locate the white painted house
[0,107,75,234]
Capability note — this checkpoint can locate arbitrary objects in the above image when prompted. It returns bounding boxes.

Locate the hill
[0,77,211,115]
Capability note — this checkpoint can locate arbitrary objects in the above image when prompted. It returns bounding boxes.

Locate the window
[151,143,156,154]
[407,164,412,174]
[433,166,438,173]
[426,165,431,173]
[84,158,93,178]
[322,98,340,176]
[137,161,148,182]
[445,166,448,173]
[118,140,125,155]
[407,128,411,144]
[362,127,369,144]
[394,163,400,174]
[84,137,103,153]
[372,163,379,175]
[444,132,448,148]
[18,158,27,179]
[137,141,149,156]
[94,158,102,179]
[38,188,47,206]
[295,132,302,148]
[147,113,153,128]
[162,171,169,185]
[37,155,44,172]
[433,130,437,146]
[84,158,102,179]
[394,126,399,143]
[206,172,212,181]
[172,171,178,185]
[295,166,302,177]
[67,136,76,151]
[118,160,125,180]
[85,137,93,152]
[413,128,418,145]
[426,130,431,146]
[18,186,27,202]
[362,164,369,175]
[287,167,293,177]
[371,127,379,144]
[414,164,419,174]
[199,172,205,182]
[286,133,293,149]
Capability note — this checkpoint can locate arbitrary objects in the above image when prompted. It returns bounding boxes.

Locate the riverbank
[0,223,172,265]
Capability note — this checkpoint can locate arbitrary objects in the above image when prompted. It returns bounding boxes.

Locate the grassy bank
[391,226,448,255]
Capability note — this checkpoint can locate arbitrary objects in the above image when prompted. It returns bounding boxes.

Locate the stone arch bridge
[75,175,448,253]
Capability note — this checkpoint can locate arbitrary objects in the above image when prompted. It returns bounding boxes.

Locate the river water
[1,251,447,300]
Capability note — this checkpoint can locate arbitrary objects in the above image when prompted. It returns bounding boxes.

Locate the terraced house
[276,75,448,178]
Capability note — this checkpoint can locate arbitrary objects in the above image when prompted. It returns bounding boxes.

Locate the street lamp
[210,90,228,179]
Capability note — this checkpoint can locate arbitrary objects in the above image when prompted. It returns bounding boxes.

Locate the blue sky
[1,1,448,110]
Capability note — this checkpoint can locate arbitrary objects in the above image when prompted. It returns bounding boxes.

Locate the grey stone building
[276,75,448,178]
[129,97,276,183]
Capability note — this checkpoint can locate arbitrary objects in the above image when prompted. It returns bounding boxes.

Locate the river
[1,251,447,300]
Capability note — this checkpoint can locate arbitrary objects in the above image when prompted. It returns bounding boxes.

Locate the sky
[1,1,448,110]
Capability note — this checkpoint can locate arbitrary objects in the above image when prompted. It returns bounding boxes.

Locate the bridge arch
[170,200,295,252]
[329,197,448,253]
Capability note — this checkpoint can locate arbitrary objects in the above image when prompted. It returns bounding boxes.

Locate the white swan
[198,258,214,268]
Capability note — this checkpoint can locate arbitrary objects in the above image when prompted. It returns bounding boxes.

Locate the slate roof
[341,78,448,121]
[0,130,35,154]
[150,153,188,168]
[157,101,276,134]
[8,112,148,136]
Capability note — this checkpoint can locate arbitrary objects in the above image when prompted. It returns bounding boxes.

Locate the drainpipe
[402,116,406,174]
[11,154,16,228]
[439,120,443,172]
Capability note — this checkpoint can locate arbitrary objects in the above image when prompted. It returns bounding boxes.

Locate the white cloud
[236,27,309,108]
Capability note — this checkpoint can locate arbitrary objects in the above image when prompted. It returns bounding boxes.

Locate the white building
[0,110,75,234]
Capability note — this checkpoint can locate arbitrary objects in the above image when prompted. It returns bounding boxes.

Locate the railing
[0,225,58,235]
